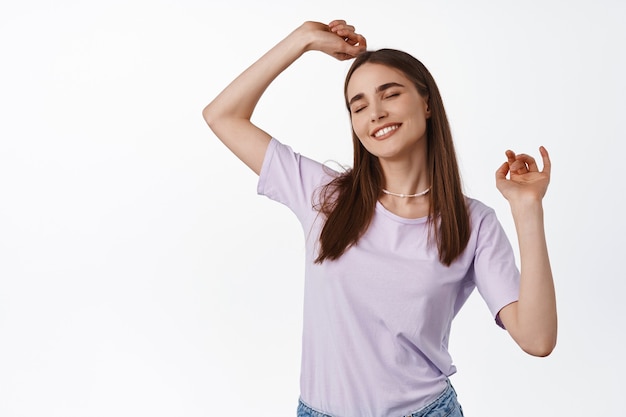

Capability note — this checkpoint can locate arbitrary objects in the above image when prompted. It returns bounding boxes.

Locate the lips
[372,123,400,139]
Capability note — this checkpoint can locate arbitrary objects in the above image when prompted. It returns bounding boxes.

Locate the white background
[1,0,624,416]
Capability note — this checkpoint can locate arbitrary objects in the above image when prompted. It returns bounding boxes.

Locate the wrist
[294,21,322,53]
[510,198,544,223]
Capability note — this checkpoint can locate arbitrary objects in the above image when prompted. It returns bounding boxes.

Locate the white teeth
[374,125,398,138]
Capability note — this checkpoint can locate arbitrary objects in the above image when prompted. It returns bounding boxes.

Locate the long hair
[315,49,470,266]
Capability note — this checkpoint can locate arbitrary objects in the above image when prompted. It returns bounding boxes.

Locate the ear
[422,95,430,119]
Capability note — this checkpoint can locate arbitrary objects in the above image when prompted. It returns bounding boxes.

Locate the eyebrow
[348,82,405,106]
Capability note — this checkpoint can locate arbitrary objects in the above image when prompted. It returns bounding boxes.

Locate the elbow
[202,104,231,143]
[202,103,218,129]
[519,336,557,357]
[203,102,235,138]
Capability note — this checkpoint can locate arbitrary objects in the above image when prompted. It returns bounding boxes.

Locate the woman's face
[346,63,430,162]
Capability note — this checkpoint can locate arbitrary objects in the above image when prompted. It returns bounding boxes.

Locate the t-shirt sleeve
[471,205,520,329]
[257,138,335,221]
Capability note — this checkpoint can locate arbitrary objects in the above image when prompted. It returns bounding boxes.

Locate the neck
[382,186,430,198]
[378,155,429,199]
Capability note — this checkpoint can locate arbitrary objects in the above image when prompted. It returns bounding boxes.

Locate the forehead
[346,63,413,96]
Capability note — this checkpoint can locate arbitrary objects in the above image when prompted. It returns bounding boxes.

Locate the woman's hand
[495,147,551,204]
[298,20,367,60]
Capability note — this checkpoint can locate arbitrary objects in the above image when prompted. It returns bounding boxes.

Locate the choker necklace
[382,187,431,198]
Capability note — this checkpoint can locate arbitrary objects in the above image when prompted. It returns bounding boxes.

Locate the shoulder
[264,137,340,178]
[258,137,342,209]
[464,196,496,219]
[464,196,508,237]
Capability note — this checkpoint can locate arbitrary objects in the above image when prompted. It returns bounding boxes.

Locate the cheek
[351,116,369,139]
[357,137,376,156]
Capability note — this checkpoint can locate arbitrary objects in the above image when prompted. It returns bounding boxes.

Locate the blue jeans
[297,381,464,417]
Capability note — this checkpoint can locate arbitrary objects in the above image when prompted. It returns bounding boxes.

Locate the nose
[370,102,387,122]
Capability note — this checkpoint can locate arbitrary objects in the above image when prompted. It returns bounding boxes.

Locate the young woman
[203,20,556,417]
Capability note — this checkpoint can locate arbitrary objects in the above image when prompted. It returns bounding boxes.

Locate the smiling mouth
[373,124,400,138]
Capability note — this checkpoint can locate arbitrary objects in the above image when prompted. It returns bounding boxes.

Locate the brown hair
[314,49,470,266]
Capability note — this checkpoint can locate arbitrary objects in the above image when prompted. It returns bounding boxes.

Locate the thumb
[341,34,367,58]
[495,161,509,181]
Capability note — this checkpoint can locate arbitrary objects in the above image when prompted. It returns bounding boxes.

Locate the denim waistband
[403,380,460,417]
[297,380,462,417]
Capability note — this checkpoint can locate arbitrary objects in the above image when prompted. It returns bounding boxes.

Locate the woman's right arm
[202,20,366,175]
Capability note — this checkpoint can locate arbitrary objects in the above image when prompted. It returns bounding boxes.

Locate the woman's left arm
[496,147,557,357]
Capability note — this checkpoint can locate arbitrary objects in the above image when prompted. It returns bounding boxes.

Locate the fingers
[539,146,551,176]
[495,161,510,181]
[505,150,538,174]
[505,150,529,175]
[328,20,354,37]
[303,19,366,61]
[329,19,366,50]
[517,154,537,172]
[505,149,516,164]
[503,147,551,176]
[333,37,367,60]
[351,33,367,50]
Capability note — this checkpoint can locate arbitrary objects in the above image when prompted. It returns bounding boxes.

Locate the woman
[203,20,556,417]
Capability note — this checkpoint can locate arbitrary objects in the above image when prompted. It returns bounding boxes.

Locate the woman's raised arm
[495,147,558,357]
[202,20,366,174]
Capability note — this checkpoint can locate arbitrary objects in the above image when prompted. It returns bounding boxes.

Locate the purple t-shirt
[258,138,519,417]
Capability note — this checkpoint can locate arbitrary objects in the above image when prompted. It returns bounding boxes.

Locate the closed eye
[353,105,367,114]
[384,92,400,99]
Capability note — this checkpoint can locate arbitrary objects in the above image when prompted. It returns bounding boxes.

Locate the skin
[202,20,366,175]
[203,20,557,357]
[496,148,557,356]
[346,63,432,219]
